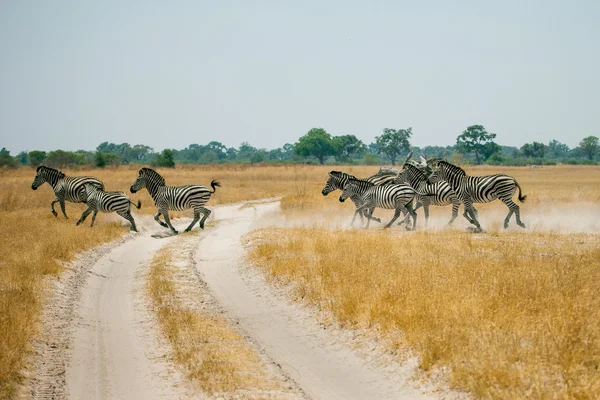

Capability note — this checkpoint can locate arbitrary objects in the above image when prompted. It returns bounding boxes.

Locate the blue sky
[1,1,598,153]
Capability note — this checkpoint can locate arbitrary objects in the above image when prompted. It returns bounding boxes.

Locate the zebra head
[428,160,464,183]
[339,179,360,203]
[31,166,63,190]
[130,168,165,194]
[82,182,100,197]
[322,171,353,196]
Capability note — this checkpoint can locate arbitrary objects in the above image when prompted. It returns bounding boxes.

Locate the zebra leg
[407,204,418,231]
[51,198,59,217]
[501,198,525,229]
[367,208,381,223]
[465,203,483,232]
[515,206,526,228]
[185,210,201,232]
[448,201,460,225]
[90,210,98,227]
[154,211,169,228]
[423,204,430,226]
[162,211,178,234]
[118,211,138,232]
[59,198,68,219]
[198,208,212,229]
[384,208,403,229]
[76,207,93,226]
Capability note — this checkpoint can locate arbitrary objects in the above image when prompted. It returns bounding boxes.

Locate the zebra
[130,167,220,234]
[322,171,398,226]
[322,171,381,226]
[428,160,527,231]
[339,178,418,230]
[31,166,104,219]
[76,183,142,232]
[400,164,462,225]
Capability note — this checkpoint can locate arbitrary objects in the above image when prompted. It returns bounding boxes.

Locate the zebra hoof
[518,223,526,228]
[171,230,179,235]
[52,211,58,217]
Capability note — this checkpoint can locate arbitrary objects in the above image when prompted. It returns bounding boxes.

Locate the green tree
[456,125,500,165]
[16,151,28,165]
[332,134,367,162]
[130,145,153,162]
[547,140,570,158]
[95,152,119,168]
[578,136,599,160]
[28,150,47,167]
[520,142,546,158]
[45,150,86,168]
[375,128,412,165]
[237,142,257,162]
[250,150,267,164]
[152,149,176,168]
[294,128,336,164]
[0,148,17,167]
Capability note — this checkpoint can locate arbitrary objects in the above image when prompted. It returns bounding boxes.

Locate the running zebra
[76,183,141,232]
[322,171,378,225]
[322,171,398,226]
[130,168,220,234]
[401,164,462,225]
[31,166,104,219]
[339,178,418,230]
[428,160,527,231]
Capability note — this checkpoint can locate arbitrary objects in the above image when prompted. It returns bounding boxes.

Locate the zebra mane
[329,171,357,180]
[404,164,428,180]
[37,165,65,179]
[140,167,166,185]
[437,161,466,177]
[347,177,374,186]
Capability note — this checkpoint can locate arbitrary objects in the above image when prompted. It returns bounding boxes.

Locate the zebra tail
[210,180,221,193]
[516,181,527,203]
[130,200,142,209]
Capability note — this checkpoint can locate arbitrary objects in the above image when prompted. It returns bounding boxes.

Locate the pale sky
[1,1,598,153]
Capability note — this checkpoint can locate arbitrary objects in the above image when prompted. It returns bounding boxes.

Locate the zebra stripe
[339,178,418,230]
[31,166,104,219]
[429,160,526,231]
[130,167,220,234]
[76,183,141,232]
[401,164,462,225]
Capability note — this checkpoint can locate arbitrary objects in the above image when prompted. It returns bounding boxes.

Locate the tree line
[1,125,598,168]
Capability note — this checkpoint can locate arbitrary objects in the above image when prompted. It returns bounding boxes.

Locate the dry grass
[248,165,600,399]
[147,240,289,397]
[2,163,598,398]
[0,163,317,397]
[249,229,600,398]
[0,169,125,398]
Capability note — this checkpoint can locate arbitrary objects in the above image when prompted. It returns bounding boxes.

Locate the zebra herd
[322,155,527,232]
[30,158,526,234]
[31,166,220,234]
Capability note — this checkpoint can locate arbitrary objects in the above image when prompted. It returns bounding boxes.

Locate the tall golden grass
[0,164,317,397]
[2,163,598,398]
[249,164,600,399]
[147,240,294,398]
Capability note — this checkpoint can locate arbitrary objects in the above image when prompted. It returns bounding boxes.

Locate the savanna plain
[1,164,599,399]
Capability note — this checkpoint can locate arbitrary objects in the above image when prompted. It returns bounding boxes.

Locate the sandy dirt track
[28,201,457,399]
[195,202,445,400]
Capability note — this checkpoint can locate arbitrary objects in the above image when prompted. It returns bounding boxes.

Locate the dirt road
[29,201,451,399]
[195,202,438,400]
